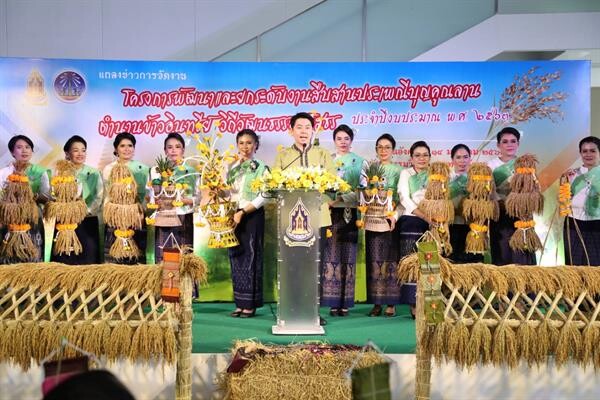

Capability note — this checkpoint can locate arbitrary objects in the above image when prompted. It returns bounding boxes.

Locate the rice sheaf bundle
[462,162,499,254]
[103,162,143,260]
[506,154,543,253]
[46,160,87,256]
[419,161,454,256]
[0,162,39,261]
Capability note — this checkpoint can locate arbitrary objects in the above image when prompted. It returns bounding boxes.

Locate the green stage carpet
[191,303,416,354]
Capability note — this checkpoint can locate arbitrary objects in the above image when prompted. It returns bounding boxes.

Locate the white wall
[0,0,323,61]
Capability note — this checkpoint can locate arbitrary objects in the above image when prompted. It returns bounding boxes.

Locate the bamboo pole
[415,280,431,400]
[175,268,193,400]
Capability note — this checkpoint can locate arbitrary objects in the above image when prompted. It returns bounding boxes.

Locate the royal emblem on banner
[284,197,315,247]
[25,69,47,105]
[54,70,86,102]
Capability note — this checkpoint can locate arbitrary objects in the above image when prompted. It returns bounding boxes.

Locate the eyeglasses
[376,146,393,151]
[412,153,430,158]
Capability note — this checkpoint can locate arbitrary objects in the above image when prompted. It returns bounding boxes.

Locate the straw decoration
[103,162,143,260]
[419,162,454,255]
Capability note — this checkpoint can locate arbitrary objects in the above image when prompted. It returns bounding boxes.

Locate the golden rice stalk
[466,163,496,199]
[218,341,387,400]
[491,322,517,368]
[465,224,488,254]
[163,325,177,364]
[429,223,453,256]
[425,162,452,200]
[45,200,87,224]
[109,235,141,260]
[0,232,39,262]
[181,250,209,285]
[510,154,539,194]
[466,320,492,367]
[432,321,451,364]
[1,179,35,203]
[506,192,544,218]
[447,320,469,368]
[462,199,499,222]
[509,225,543,252]
[53,229,83,256]
[106,323,133,362]
[516,322,537,366]
[555,321,582,367]
[581,325,600,365]
[534,320,559,365]
[108,162,138,205]
[108,184,138,205]
[419,199,455,223]
[0,200,38,225]
[396,252,453,284]
[103,202,143,230]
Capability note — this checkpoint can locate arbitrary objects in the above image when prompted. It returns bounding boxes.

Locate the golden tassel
[0,225,39,261]
[109,229,141,260]
[53,226,83,256]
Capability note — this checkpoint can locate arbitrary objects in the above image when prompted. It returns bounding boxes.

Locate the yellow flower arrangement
[8,223,31,232]
[515,167,536,175]
[114,229,135,238]
[251,166,351,194]
[56,223,78,231]
[558,181,572,217]
[7,174,29,183]
[514,220,535,229]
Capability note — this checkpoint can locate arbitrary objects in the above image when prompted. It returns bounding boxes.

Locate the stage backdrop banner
[0,59,590,301]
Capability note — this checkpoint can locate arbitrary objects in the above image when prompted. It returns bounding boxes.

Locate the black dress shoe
[239,309,255,318]
[368,305,382,317]
[329,308,339,317]
[338,309,349,317]
[230,310,242,317]
[319,316,327,326]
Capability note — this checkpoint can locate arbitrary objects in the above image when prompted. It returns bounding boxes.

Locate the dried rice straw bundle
[506,154,544,219]
[465,222,488,254]
[107,162,138,205]
[0,163,40,261]
[462,163,498,255]
[419,162,454,255]
[509,218,542,252]
[103,162,143,260]
[46,161,88,256]
[0,172,38,225]
[0,224,39,261]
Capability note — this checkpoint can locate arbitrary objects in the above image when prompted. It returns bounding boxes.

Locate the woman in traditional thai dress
[102,132,150,264]
[0,135,50,263]
[488,127,536,265]
[563,136,600,266]
[51,135,103,264]
[150,133,198,263]
[395,140,432,318]
[448,143,482,263]
[321,124,365,317]
[227,129,268,318]
[365,133,403,318]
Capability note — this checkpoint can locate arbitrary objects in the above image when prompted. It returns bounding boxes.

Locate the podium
[272,190,325,335]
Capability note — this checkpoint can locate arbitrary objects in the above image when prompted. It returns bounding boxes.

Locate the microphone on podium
[281,143,307,171]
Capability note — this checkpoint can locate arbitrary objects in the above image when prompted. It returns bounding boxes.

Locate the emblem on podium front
[25,69,47,105]
[284,197,315,247]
